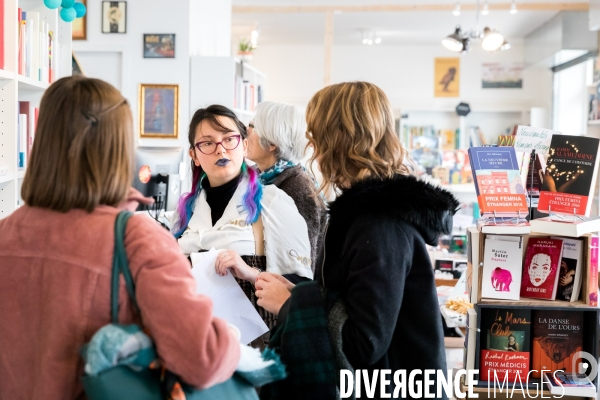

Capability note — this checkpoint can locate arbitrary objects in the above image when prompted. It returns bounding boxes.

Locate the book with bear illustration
[531,310,584,378]
[479,308,531,382]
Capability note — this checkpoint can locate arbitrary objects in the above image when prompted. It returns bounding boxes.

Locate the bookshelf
[0,0,72,219]
[461,228,600,399]
[189,56,266,125]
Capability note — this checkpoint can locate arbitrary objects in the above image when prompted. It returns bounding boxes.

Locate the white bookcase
[189,56,266,125]
[0,0,72,219]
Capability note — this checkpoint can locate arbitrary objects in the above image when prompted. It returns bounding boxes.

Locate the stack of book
[18,8,54,83]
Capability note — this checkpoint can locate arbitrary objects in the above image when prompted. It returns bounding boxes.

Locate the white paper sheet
[190,249,269,345]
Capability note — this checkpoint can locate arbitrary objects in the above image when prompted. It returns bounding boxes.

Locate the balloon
[43,0,62,9]
[73,2,87,18]
[61,0,75,8]
[60,7,76,22]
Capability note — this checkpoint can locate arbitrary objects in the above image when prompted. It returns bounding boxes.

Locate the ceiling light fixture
[361,30,382,45]
[481,0,489,15]
[441,0,510,53]
[453,1,461,16]
[481,27,504,51]
[510,0,518,14]
[441,27,467,52]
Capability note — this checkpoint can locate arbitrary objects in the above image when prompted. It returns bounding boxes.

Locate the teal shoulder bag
[81,211,259,400]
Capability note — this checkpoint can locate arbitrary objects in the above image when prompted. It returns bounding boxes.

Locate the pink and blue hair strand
[173,167,205,238]
[242,162,263,224]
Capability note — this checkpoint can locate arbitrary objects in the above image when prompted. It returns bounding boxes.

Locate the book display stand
[459,227,600,400]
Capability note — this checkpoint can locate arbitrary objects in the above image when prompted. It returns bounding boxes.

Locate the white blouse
[178,176,313,279]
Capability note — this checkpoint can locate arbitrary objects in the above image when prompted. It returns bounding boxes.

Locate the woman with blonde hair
[256,82,458,399]
[246,101,327,271]
[0,76,240,398]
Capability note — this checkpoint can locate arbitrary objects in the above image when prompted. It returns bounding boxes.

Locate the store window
[553,57,594,135]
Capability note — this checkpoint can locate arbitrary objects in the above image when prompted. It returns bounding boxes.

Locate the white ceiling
[231,0,589,45]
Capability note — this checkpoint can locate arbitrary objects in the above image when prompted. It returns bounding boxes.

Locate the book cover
[481,237,523,300]
[543,371,596,398]
[520,238,564,300]
[468,147,528,216]
[589,236,598,307]
[531,310,583,378]
[552,238,583,302]
[538,135,600,216]
[479,308,531,382]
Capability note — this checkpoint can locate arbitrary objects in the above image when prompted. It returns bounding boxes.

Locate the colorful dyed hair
[172,105,262,237]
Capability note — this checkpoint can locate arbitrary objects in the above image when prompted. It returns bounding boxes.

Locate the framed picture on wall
[139,84,179,138]
[434,57,460,98]
[102,1,127,34]
[72,0,87,40]
[72,52,85,76]
[143,34,176,58]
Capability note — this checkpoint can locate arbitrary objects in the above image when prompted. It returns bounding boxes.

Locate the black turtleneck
[201,175,241,226]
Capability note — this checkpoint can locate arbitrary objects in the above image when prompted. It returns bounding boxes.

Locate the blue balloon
[44,0,62,9]
[73,2,86,18]
[61,0,75,8]
[60,7,76,22]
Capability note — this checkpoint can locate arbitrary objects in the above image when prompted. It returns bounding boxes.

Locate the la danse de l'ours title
[538,317,580,332]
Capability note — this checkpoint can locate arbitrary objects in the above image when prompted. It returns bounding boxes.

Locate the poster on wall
[434,58,460,98]
[138,84,179,138]
[482,63,523,88]
[143,34,176,58]
[102,1,127,34]
[72,0,86,40]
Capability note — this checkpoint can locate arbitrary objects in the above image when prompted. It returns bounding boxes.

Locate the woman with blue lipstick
[172,105,313,343]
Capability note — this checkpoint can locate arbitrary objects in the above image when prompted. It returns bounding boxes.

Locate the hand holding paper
[190,249,268,345]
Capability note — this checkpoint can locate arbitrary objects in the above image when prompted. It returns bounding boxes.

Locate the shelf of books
[189,56,265,127]
[0,0,72,219]
[458,133,600,399]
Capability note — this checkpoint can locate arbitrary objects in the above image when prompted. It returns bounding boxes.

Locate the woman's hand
[215,250,258,282]
[255,273,292,315]
[118,187,154,212]
[256,272,295,291]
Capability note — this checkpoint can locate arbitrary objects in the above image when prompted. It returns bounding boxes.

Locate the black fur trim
[329,174,460,239]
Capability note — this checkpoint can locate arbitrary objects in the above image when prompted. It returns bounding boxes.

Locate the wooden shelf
[17,74,49,91]
[0,173,14,184]
[478,298,590,309]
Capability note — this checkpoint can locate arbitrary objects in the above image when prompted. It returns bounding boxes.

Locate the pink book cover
[520,238,564,300]
[589,236,598,306]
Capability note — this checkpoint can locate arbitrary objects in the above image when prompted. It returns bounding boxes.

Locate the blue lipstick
[216,158,230,167]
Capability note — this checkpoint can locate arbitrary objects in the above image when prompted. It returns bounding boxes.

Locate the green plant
[238,38,256,53]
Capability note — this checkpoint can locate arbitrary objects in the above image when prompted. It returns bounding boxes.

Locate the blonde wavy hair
[306,81,412,194]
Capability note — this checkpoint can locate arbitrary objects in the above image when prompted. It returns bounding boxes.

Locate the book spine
[589,235,598,307]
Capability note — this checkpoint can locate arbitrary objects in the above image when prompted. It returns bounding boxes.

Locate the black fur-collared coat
[315,173,459,398]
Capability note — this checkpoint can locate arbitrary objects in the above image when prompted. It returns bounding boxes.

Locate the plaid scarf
[260,281,338,400]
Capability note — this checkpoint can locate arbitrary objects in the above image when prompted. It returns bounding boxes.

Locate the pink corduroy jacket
[0,205,240,399]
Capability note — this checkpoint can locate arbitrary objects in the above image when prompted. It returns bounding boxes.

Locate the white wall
[73,0,191,149]
[250,42,553,113]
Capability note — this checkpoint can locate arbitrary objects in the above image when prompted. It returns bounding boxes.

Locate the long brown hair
[306,81,411,194]
[22,76,133,212]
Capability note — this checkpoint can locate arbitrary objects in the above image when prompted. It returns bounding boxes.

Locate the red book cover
[520,238,564,300]
[589,236,598,306]
[479,308,531,383]
[539,135,600,216]
[531,310,583,378]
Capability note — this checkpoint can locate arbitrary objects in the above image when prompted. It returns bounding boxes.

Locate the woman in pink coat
[0,76,240,399]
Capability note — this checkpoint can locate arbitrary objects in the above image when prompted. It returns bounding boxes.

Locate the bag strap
[251,213,265,256]
[111,211,137,323]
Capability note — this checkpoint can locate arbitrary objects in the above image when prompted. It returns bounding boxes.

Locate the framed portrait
[102,1,127,34]
[143,34,176,58]
[72,0,86,40]
[139,84,179,138]
[434,57,460,98]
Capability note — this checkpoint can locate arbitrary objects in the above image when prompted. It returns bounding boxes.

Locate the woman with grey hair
[246,101,327,272]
